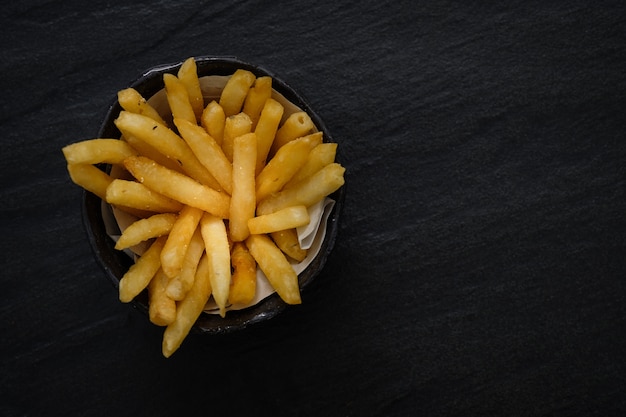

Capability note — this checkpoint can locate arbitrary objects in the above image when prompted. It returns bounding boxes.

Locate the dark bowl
[82,56,345,334]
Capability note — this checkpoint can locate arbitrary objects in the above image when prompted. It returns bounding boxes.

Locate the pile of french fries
[62,57,345,357]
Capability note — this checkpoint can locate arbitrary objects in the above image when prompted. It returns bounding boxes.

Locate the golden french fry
[122,135,184,173]
[284,142,337,188]
[114,111,221,190]
[242,76,272,129]
[229,242,256,305]
[219,69,256,116]
[221,112,252,162]
[160,205,203,279]
[229,132,257,242]
[257,163,345,215]
[124,156,231,218]
[201,101,225,146]
[248,206,310,235]
[62,139,137,165]
[162,253,212,358]
[200,213,231,317]
[119,236,167,303]
[246,234,301,305]
[174,118,233,194]
[255,132,323,202]
[163,73,196,124]
[254,98,284,173]
[165,226,205,300]
[270,229,307,262]
[115,212,178,250]
[66,163,112,200]
[105,179,184,213]
[148,268,177,326]
[117,88,167,125]
[177,57,204,121]
[270,111,315,156]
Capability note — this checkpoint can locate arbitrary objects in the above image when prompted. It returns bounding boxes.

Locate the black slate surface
[2,1,625,416]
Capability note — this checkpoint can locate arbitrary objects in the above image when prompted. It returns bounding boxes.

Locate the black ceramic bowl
[82,56,345,334]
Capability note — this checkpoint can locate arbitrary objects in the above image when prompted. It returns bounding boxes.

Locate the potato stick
[62,139,137,165]
[255,133,323,202]
[160,205,204,279]
[257,163,345,215]
[124,156,231,218]
[174,118,233,194]
[66,163,112,200]
[117,88,167,125]
[219,69,256,117]
[200,213,231,317]
[119,236,167,303]
[284,142,337,188]
[115,212,178,250]
[115,111,221,190]
[248,205,310,235]
[148,268,177,326]
[229,242,256,305]
[229,132,257,242]
[221,112,252,162]
[163,73,196,124]
[106,179,184,213]
[254,98,284,174]
[270,112,315,156]
[270,229,307,262]
[123,134,184,173]
[162,253,212,358]
[242,76,272,129]
[246,234,301,305]
[201,100,225,146]
[166,227,204,300]
[177,57,204,121]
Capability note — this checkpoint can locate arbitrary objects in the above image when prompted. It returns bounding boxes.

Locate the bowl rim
[83,56,345,334]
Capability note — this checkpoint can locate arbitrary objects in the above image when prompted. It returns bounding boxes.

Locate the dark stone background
[2,1,625,416]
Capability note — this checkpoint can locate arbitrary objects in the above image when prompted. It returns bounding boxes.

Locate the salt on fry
[118,236,167,303]
[114,212,178,250]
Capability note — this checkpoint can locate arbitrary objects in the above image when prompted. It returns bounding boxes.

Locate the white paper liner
[104,72,335,314]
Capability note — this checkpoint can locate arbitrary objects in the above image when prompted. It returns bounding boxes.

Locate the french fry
[166,226,204,300]
[229,242,256,305]
[257,163,345,215]
[271,229,307,262]
[246,234,301,305]
[177,57,204,121]
[117,88,167,125]
[229,132,257,242]
[122,135,184,173]
[219,69,256,116]
[270,111,315,156]
[255,133,323,202]
[242,76,272,129]
[163,73,196,124]
[160,205,204,279]
[148,268,177,326]
[201,101,225,146]
[124,156,231,219]
[62,139,137,165]
[105,179,184,213]
[284,142,337,188]
[221,112,252,162]
[114,111,221,190]
[66,163,112,200]
[174,118,233,195]
[115,212,178,250]
[162,253,212,358]
[254,98,284,173]
[200,213,231,317]
[119,236,167,303]
[248,206,310,235]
